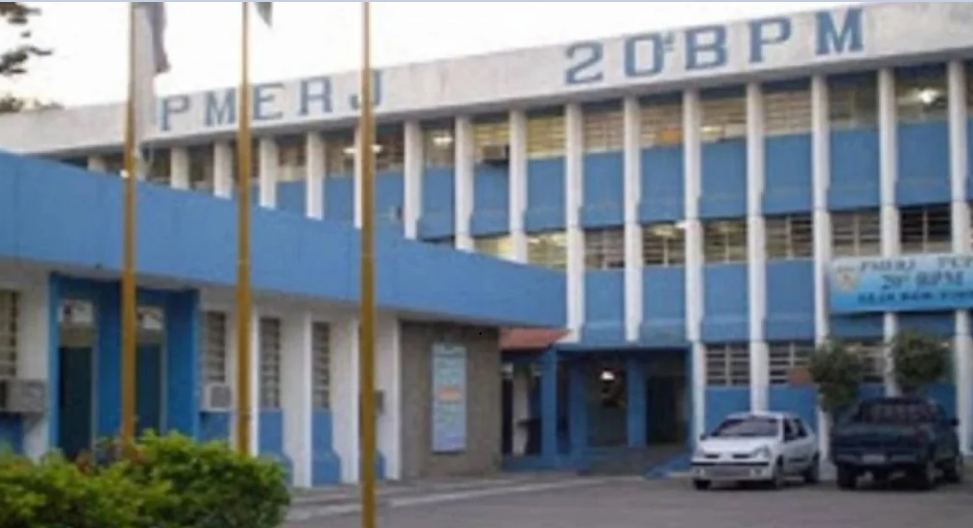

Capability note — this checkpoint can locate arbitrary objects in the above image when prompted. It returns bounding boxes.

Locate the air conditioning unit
[202,383,233,412]
[0,378,48,415]
[480,144,510,166]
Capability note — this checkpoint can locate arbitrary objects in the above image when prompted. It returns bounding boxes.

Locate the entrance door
[136,345,163,437]
[58,347,93,460]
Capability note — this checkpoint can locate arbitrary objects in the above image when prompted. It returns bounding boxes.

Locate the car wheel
[803,455,821,485]
[693,479,711,491]
[836,465,857,490]
[911,458,938,491]
[943,454,964,484]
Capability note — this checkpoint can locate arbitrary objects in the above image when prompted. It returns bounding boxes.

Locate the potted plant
[889,331,951,396]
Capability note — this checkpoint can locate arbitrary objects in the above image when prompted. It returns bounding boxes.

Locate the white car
[691,411,820,490]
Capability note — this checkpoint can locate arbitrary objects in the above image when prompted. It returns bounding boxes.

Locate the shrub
[890,331,951,395]
[808,339,865,420]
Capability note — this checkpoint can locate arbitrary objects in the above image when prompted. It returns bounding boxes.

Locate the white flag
[131,2,170,171]
[255,2,273,26]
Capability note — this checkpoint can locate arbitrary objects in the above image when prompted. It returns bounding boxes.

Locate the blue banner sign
[829,254,973,314]
[431,343,468,453]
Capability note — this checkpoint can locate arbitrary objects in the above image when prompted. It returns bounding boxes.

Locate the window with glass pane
[764,87,811,136]
[847,340,885,384]
[259,318,282,410]
[188,145,215,190]
[277,135,307,182]
[766,215,813,260]
[325,133,356,177]
[706,344,750,386]
[201,312,227,386]
[230,140,260,186]
[896,66,948,123]
[829,75,878,129]
[701,94,746,143]
[145,148,171,185]
[312,322,331,410]
[768,342,814,385]
[423,124,455,169]
[583,106,623,153]
[640,98,683,147]
[0,290,18,379]
[703,220,748,264]
[831,209,881,257]
[584,228,625,270]
[376,128,405,172]
[527,232,567,270]
[474,235,513,259]
[900,205,952,254]
[527,112,565,159]
[642,223,686,267]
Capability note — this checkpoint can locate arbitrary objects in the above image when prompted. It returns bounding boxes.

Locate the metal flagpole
[358,2,378,528]
[235,0,255,456]
[121,1,139,442]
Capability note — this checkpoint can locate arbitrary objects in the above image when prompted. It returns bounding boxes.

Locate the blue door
[58,347,93,460]
[136,346,163,437]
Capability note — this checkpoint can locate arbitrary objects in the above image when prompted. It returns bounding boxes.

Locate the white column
[87,156,106,173]
[878,68,900,396]
[214,141,234,199]
[170,147,190,190]
[565,103,585,341]
[306,132,325,220]
[509,111,529,263]
[811,75,834,459]
[684,89,706,442]
[403,121,424,240]
[17,273,51,460]
[948,59,973,455]
[746,83,769,413]
[623,97,644,343]
[281,311,313,488]
[258,138,278,209]
[225,304,240,447]
[354,127,364,229]
[511,367,531,455]
[454,116,475,251]
[376,314,402,480]
[330,317,360,483]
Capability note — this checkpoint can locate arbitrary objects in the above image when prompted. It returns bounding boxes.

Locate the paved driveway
[288,477,972,528]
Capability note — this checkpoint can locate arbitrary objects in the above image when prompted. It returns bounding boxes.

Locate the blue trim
[626,358,647,447]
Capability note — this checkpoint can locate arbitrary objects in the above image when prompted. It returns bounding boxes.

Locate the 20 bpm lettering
[564,8,864,86]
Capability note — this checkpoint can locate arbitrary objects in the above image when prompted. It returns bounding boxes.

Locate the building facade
[2,2,973,477]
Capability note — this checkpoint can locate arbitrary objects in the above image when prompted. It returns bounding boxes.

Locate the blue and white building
[1,2,973,483]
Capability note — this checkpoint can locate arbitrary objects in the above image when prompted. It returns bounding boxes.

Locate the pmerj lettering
[564,6,864,86]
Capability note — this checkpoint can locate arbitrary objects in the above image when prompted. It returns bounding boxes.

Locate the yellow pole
[358,3,378,528]
[121,1,139,443]
[235,1,254,456]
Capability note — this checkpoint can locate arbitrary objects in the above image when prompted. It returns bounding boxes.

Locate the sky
[3,1,852,107]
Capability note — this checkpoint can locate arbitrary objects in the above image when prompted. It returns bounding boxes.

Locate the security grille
[831,209,881,257]
[526,112,565,159]
[527,232,568,270]
[768,342,814,385]
[0,290,18,379]
[230,141,260,186]
[584,228,625,270]
[829,77,878,130]
[706,344,750,387]
[640,99,683,147]
[703,220,748,264]
[765,87,812,136]
[423,124,455,169]
[701,95,746,143]
[642,223,686,267]
[201,312,227,386]
[277,135,307,182]
[895,69,948,123]
[188,145,215,190]
[145,149,171,185]
[103,153,125,175]
[376,132,405,172]
[900,205,951,254]
[259,317,282,410]
[325,134,356,177]
[846,340,886,384]
[583,107,623,153]
[312,322,332,410]
[766,215,813,260]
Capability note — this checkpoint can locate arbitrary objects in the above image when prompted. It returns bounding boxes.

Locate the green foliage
[808,339,865,417]
[0,433,291,528]
[890,331,951,394]
[1,2,51,77]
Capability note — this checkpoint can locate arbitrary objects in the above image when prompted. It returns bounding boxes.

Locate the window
[832,209,881,257]
[584,228,625,270]
[640,98,683,147]
[0,290,18,379]
[526,112,565,159]
[325,133,356,177]
[188,145,215,190]
[706,344,750,387]
[376,129,405,172]
[144,148,171,185]
[829,75,878,129]
[642,223,686,267]
[896,66,948,123]
[583,106,623,153]
[765,86,812,136]
[277,135,306,182]
[703,220,748,264]
[201,312,227,386]
[312,322,331,410]
[474,235,513,260]
[423,123,455,169]
[259,317,282,409]
[766,215,813,260]
[846,340,885,384]
[230,140,260,185]
[701,94,746,143]
[527,232,567,270]
[900,205,951,254]
[768,342,814,385]
[103,153,125,175]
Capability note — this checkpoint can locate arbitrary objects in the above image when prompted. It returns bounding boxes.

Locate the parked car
[691,412,819,490]
[830,396,964,491]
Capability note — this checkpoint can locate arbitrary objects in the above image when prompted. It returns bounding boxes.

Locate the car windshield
[852,401,938,424]
[710,416,779,438]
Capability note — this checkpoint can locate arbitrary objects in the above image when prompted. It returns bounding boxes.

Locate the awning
[500,328,569,351]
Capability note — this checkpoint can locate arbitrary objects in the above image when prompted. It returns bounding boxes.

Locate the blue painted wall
[639,148,685,223]
[278,182,306,216]
[704,388,751,434]
[471,166,510,236]
[259,410,293,484]
[377,172,405,238]
[700,141,747,219]
[897,123,950,206]
[582,271,624,344]
[769,387,819,433]
[641,268,687,347]
[764,135,812,214]
[199,413,231,443]
[702,265,749,343]
[324,177,354,224]
[829,314,884,340]
[0,417,22,453]
[765,261,816,341]
[419,168,455,239]
[581,153,624,228]
[312,411,341,486]
[525,159,566,232]
[829,129,880,210]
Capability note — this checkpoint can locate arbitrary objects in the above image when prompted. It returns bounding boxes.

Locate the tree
[889,331,951,395]
[808,339,865,420]
[0,2,50,77]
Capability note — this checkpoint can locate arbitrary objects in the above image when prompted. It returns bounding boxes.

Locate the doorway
[588,362,628,448]
[646,351,688,447]
[135,307,166,437]
[57,300,96,460]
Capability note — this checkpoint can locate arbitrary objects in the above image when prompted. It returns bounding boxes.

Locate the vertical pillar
[306,132,325,220]
[539,350,559,465]
[330,317,360,483]
[248,310,261,458]
[376,314,402,480]
[259,138,278,209]
[568,361,589,460]
[626,359,647,448]
[811,74,833,458]
[403,121,424,240]
[213,141,234,199]
[281,312,313,488]
[18,273,51,460]
[746,82,769,413]
[354,127,364,229]
[164,290,201,439]
[509,111,529,262]
[878,68,900,396]
[511,366,531,456]
[455,116,475,251]
[683,89,706,442]
[565,104,585,341]
[623,97,644,343]
[948,60,973,455]
[170,147,190,190]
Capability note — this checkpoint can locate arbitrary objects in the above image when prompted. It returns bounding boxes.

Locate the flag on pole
[131,2,170,172]
[254,2,273,26]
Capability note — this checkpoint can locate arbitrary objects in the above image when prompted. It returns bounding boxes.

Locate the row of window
[705,340,885,387]
[0,290,18,379]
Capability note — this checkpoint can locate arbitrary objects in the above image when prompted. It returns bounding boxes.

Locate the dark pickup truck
[830,396,964,490]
